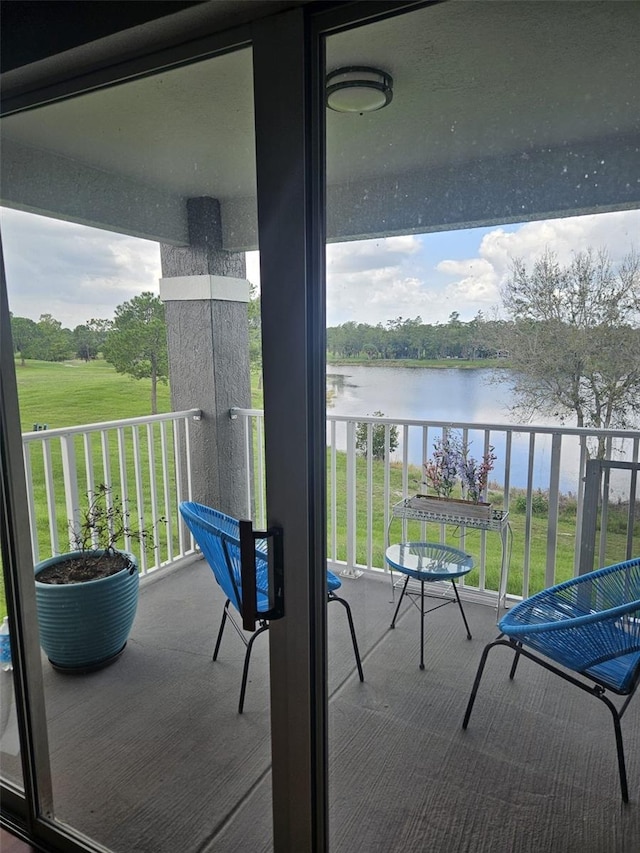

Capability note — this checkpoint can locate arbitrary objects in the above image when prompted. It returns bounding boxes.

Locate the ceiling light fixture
[326,66,393,113]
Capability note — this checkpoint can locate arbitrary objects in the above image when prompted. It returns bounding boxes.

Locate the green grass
[1,359,175,617]
[326,454,637,597]
[15,358,172,431]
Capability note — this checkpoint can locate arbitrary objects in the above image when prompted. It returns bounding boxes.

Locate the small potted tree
[34,484,149,672]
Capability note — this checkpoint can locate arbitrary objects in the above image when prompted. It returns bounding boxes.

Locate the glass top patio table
[385,542,475,669]
[385,542,474,581]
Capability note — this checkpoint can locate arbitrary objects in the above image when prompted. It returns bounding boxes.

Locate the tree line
[11,313,105,364]
[327,312,500,361]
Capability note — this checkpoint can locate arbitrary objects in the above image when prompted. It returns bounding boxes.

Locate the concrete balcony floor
[6,559,640,852]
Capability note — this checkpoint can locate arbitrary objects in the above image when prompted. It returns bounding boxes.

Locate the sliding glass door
[322,2,640,850]
[1,35,283,853]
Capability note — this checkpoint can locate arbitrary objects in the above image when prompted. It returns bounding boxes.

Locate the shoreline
[327,358,509,369]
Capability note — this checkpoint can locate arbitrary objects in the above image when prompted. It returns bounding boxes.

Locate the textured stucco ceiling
[325,1,640,181]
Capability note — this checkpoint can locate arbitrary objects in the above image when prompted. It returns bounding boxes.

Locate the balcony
[3,410,639,851]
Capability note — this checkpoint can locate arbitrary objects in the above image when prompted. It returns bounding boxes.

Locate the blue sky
[2,207,639,330]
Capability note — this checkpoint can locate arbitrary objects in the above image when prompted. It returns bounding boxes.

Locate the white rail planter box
[414,494,493,523]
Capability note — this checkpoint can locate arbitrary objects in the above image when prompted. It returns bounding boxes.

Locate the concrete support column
[159,198,251,518]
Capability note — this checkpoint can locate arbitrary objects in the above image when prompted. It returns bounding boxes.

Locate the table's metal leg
[420,579,425,670]
[389,574,410,628]
[451,580,472,640]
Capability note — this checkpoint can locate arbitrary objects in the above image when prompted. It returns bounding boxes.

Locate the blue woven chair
[179,501,364,712]
[463,557,640,802]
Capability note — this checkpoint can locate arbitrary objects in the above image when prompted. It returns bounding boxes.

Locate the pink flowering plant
[459,443,497,503]
[423,431,496,503]
[422,433,463,498]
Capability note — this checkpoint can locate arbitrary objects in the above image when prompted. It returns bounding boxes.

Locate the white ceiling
[325,1,640,179]
[1,1,639,247]
[2,48,257,199]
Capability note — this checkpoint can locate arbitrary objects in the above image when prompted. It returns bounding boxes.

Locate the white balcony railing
[232,408,640,604]
[21,407,639,600]
[22,409,202,574]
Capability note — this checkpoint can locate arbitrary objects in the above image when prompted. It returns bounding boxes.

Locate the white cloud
[245,250,260,290]
[434,210,640,321]
[479,210,639,271]
[327,235,421,276]
[1,208,161,328]
[326,235,431,324]
[438,258,500,307]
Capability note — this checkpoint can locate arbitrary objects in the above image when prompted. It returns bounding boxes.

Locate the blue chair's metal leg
[213,599,231,661]
[462,636,506,729]
[328,592,364,681]
[477,640,633,803]
[618,685,639,719]
[509,641,522,679]
[451,580,472,640]
[599,692,629,803]
[390,574,410,628]
[238,622,269,714]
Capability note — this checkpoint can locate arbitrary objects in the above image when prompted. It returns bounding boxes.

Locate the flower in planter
[459,443,497,503]
[423,431,496,504]
[423,433,463,498]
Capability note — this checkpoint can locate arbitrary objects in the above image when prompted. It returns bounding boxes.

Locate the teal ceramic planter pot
[35,550,139,672]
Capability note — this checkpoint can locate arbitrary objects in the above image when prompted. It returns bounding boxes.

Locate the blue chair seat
[326,570,341,592]
[498,560,640,692]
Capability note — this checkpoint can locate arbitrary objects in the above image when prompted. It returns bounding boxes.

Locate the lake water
[327,365,515,425]
[326,365,633,495]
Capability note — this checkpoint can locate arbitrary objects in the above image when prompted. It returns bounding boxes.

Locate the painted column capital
[159,275,251,303]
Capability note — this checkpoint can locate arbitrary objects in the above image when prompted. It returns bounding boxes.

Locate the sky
[2,206,639,330]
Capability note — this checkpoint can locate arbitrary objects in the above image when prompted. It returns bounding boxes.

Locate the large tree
[500,248,640,453]
[103,292,168,413]
[10,315,38,365]
[73,318,112,361]
[30,314,74,362]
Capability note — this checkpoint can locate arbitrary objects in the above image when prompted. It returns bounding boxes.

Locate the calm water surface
[327,365,514,424]
[326,365,609,494]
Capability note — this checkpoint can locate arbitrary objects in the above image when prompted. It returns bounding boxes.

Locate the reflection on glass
[326,2,639,850]
[1,44,272,851]
[0,605,23,789]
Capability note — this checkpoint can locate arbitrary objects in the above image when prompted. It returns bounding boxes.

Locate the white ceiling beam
[326,134,640,243]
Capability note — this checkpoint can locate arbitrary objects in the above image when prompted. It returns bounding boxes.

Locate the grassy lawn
[1,359,175,617]
[14,358,172,431]
[328,462,636,600]
[326,455,585,597]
